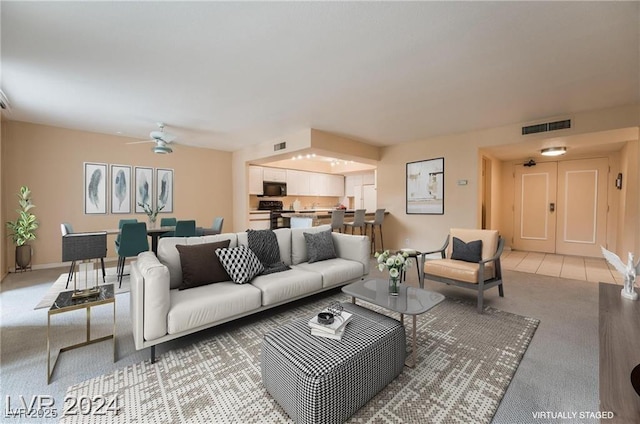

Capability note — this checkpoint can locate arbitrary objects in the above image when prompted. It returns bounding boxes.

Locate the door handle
[550,203,555,212]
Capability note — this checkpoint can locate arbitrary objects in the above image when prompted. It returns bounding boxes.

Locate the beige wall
[0,115,6,279]
[617,140,640,255]
[377,105,640,253]
[2,121,233,270]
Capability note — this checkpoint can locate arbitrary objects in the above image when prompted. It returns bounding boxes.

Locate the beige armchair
[420,228,504,313]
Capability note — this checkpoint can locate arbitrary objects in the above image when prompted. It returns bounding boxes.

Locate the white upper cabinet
[329,174,345,197]
[263,168,287,182]
[345,172,374,196]
[249,166,263,195]
[286,169,310,196]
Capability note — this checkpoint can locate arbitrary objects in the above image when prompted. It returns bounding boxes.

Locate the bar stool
[343,209,366,235]
[330,210,345,233]
[365,208,386,253]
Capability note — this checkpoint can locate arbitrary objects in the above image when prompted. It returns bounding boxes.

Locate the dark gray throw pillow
[451,237,483,263]
[303,230,337,263]
[176,240,231,290]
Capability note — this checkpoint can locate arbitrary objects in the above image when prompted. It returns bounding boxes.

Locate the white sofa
[130,225,370,362]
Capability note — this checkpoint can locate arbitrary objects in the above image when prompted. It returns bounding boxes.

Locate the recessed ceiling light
[541,147,567,156]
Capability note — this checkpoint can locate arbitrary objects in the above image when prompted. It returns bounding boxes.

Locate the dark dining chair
[175,220,196,237]
[159,217,177,238]
[115,219,138,250]
[115,222,149,288]
[61,222,106,288]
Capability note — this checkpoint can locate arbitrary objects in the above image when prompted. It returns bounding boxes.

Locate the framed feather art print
[135,167,153,213]
[156,168,173,213]
[84,162,108,214]
[111,164,131,214]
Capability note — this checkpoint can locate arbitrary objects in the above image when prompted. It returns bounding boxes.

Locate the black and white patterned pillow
[215,245,264,284]
[303,229,337,263]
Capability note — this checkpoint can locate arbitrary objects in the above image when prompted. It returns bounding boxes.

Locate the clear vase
[148,217,156,229]
[389,276,399,296]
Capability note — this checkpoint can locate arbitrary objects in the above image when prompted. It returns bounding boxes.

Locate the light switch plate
[457,180,468,186]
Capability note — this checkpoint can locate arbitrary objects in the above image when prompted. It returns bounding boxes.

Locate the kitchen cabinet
[263,168,287,182]
[329,174,345,197]
[249,166,263,195]
[345,172,374,196]
[248,211,271,230]
[286,170,310,196]
[353,184,377,211]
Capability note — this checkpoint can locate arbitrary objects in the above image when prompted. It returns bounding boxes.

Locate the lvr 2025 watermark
[4,395,119,419]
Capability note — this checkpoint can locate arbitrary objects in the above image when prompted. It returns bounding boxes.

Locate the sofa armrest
[331,232,370,275]
[130,251,170,349]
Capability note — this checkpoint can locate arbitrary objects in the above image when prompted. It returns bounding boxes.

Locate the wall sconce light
[615,173,623,190]
[540,147,567,156]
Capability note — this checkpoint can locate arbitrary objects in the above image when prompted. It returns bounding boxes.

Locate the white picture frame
[110,164,131,214]
[84,162,107,214]
[135,166,153,213]
[156,168,174,213]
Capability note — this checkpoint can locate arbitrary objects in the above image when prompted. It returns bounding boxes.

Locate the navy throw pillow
[451,237,483,263]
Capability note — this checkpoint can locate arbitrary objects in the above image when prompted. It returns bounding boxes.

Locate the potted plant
[6,186,39,271]
[138,202,164,228]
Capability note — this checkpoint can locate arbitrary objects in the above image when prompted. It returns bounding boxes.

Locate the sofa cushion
[291,225,332,265]
[216,245,264,284]
[450,237,482,263]
[238,228,292,266]
[424,258,495,284]
[303,229,337,263]
[167,282,262,334]
[250,268,322,306]
[158,234,238,289]
[176,240,231,290]
[296,258,365,288]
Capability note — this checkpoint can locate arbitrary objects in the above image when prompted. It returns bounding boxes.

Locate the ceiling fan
[128,122,176,154]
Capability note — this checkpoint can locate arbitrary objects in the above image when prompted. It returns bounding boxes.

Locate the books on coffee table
[309,311,353,340]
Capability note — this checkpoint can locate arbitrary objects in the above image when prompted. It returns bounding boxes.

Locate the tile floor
[501,250,625,284]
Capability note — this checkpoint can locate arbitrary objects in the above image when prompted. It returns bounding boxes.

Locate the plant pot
[389,276,399,296]
[15,244,32,270]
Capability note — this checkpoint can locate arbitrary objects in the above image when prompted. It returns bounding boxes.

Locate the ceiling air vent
[522,119,571,135]
[273,142,286,151]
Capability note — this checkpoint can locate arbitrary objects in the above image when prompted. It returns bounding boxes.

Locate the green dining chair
[159,217,177,238]
[115,219,138,249]
[175,220,196,237]
[115,222,149,288]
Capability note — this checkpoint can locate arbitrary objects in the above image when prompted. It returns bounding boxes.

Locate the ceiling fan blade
[126,139,155,145]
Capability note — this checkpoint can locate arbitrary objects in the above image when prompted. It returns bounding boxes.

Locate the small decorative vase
[389,276,399,296]
[148,217,156,229]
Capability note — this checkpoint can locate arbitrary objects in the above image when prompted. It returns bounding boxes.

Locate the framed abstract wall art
[156,168,174,213]
[84,162,107,214]
[406,157,444,215]
[110,164,131,214]
[135,166,153,213]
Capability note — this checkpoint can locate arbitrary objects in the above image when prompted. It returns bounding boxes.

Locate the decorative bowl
[317,312,334,325]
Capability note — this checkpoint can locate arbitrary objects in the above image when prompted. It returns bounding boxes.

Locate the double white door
[513,158,609,257]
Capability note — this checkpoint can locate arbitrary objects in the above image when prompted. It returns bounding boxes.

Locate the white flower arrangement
[374,250,413,279]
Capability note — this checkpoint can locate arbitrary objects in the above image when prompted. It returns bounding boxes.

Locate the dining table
[105,225,218,254]
[105,226,174,254]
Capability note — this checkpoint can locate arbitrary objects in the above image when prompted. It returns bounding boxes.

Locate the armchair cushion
[451,237,482,263]
[424,259,495,284]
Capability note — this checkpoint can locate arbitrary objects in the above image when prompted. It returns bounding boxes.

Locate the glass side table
[47,284,116,384]
[342,279,444,367]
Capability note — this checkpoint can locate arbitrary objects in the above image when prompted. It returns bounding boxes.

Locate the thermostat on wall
[457,180,468,186]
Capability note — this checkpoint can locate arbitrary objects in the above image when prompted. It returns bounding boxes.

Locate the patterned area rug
[34,266,131,310]
[62,292,538,424]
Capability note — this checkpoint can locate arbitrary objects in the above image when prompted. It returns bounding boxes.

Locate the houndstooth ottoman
[261,302,406,424]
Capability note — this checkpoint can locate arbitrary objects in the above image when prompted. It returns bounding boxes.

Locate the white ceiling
[2,1,638,152]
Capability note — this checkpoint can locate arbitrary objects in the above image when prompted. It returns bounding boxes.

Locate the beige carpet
[34,266,131,310]
[62,292,538,424]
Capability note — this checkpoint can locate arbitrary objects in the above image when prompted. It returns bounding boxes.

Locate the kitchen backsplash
[249,195,346,210]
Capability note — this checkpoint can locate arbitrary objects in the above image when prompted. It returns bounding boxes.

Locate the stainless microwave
[261,181,287,197]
